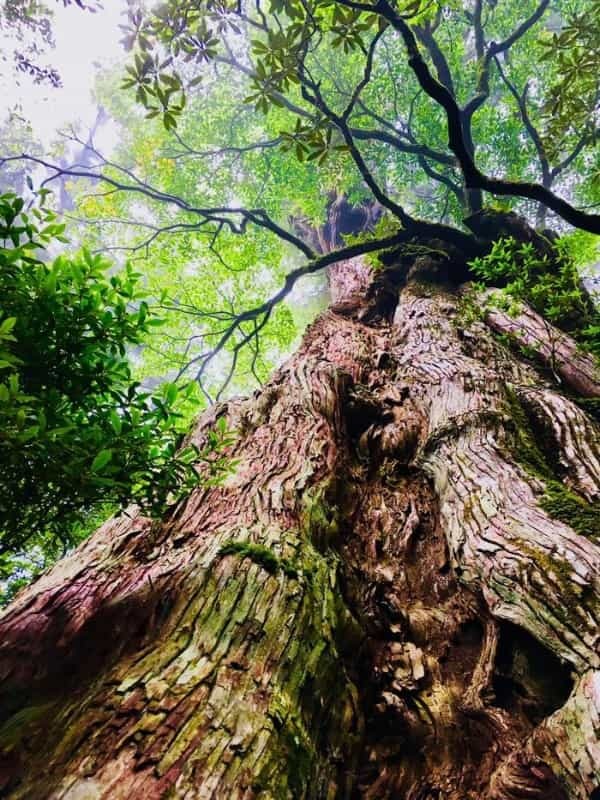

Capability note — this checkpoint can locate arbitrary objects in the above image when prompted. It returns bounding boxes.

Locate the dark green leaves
[0,192,235,568]
[279,117,340,164]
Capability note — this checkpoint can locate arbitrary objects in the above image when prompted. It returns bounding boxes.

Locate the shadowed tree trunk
[1,227,599,799]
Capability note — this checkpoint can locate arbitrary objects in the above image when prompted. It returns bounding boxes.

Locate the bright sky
[1,1,128,151]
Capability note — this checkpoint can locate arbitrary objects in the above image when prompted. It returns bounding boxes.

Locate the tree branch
[0,153,316,258]
[343,0,600,234]
[414,20,455,96]
[463,0,550,120]
[177,230,411,394]
[494,57,550,187]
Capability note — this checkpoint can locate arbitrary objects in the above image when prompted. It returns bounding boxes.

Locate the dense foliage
[470,235,600,356]
[0,192,231,602]
[39,0,591,408]
[119,0,600,223]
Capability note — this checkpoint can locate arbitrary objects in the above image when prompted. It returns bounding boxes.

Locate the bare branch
[165,131,283,160]
[0,153,316,258]
[342,29,384,120]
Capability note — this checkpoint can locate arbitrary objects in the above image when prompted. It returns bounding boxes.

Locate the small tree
[0,192,230,601]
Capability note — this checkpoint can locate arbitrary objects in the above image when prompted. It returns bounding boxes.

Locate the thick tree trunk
[1,244,599,799]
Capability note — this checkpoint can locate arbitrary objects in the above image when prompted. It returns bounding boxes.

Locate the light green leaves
[91,449,113,473]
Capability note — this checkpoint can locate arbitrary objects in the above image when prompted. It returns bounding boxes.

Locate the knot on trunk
[346,384,423,463]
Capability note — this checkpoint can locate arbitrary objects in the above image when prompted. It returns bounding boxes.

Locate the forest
[0,0,599,797]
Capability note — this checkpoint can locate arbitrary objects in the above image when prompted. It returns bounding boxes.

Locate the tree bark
[0,244,599,799]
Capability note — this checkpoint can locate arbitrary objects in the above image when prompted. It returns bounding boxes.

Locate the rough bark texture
[0,243,599,799]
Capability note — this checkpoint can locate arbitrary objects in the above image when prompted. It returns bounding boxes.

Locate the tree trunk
[1,242,599,800]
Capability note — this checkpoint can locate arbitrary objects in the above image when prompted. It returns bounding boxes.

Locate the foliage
[0,0,100,88]
[0,192,234,573]
[540,0,600,164]
[56,0,594,406]
[469,236,600,356]
[118,0,599,197]
[77,65,330,399]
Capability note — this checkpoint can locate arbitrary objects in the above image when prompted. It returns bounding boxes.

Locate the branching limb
[335,0,600,233]
[177,230,412,395]
[463,0,551,120]
[416,155,463,203]
[0,153,316,258]
[164,131,284,161]
[413,19,455,96]
[494,57,550,187]
[342,28,384,121]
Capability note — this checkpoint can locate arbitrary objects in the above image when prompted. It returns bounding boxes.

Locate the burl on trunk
[0,243,599,800]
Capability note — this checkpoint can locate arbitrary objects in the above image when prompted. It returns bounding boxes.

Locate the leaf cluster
[539,0,600,161]
[0,192,234,570]
[469,235,600,356]
[118,0,434,126]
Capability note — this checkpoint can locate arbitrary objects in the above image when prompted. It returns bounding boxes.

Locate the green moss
[504,387,600,541]
[0,702,55,751]
[218,540,299,579]
[300,488,341,551]
[259,691,316,797]
[540,481,600,541]
[517,539,582,614]
[504,386,553,481]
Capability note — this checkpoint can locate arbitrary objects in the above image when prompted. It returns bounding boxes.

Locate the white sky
[1,1,128,150]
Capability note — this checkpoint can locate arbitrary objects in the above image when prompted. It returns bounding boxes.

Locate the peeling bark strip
[482,295,600,398]
[1,251,600,799]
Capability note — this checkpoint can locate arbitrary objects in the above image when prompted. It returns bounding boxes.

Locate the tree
[0,0,600,798]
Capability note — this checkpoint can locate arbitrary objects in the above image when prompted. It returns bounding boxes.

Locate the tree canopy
[5,1,593,391]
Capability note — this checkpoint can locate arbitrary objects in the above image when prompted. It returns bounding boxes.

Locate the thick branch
[414,21,455,96]
[352,0,600,234]
[482,293,600,398]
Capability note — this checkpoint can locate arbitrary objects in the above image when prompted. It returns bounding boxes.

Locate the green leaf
[91,449,113,473]
[109,410,122,435]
